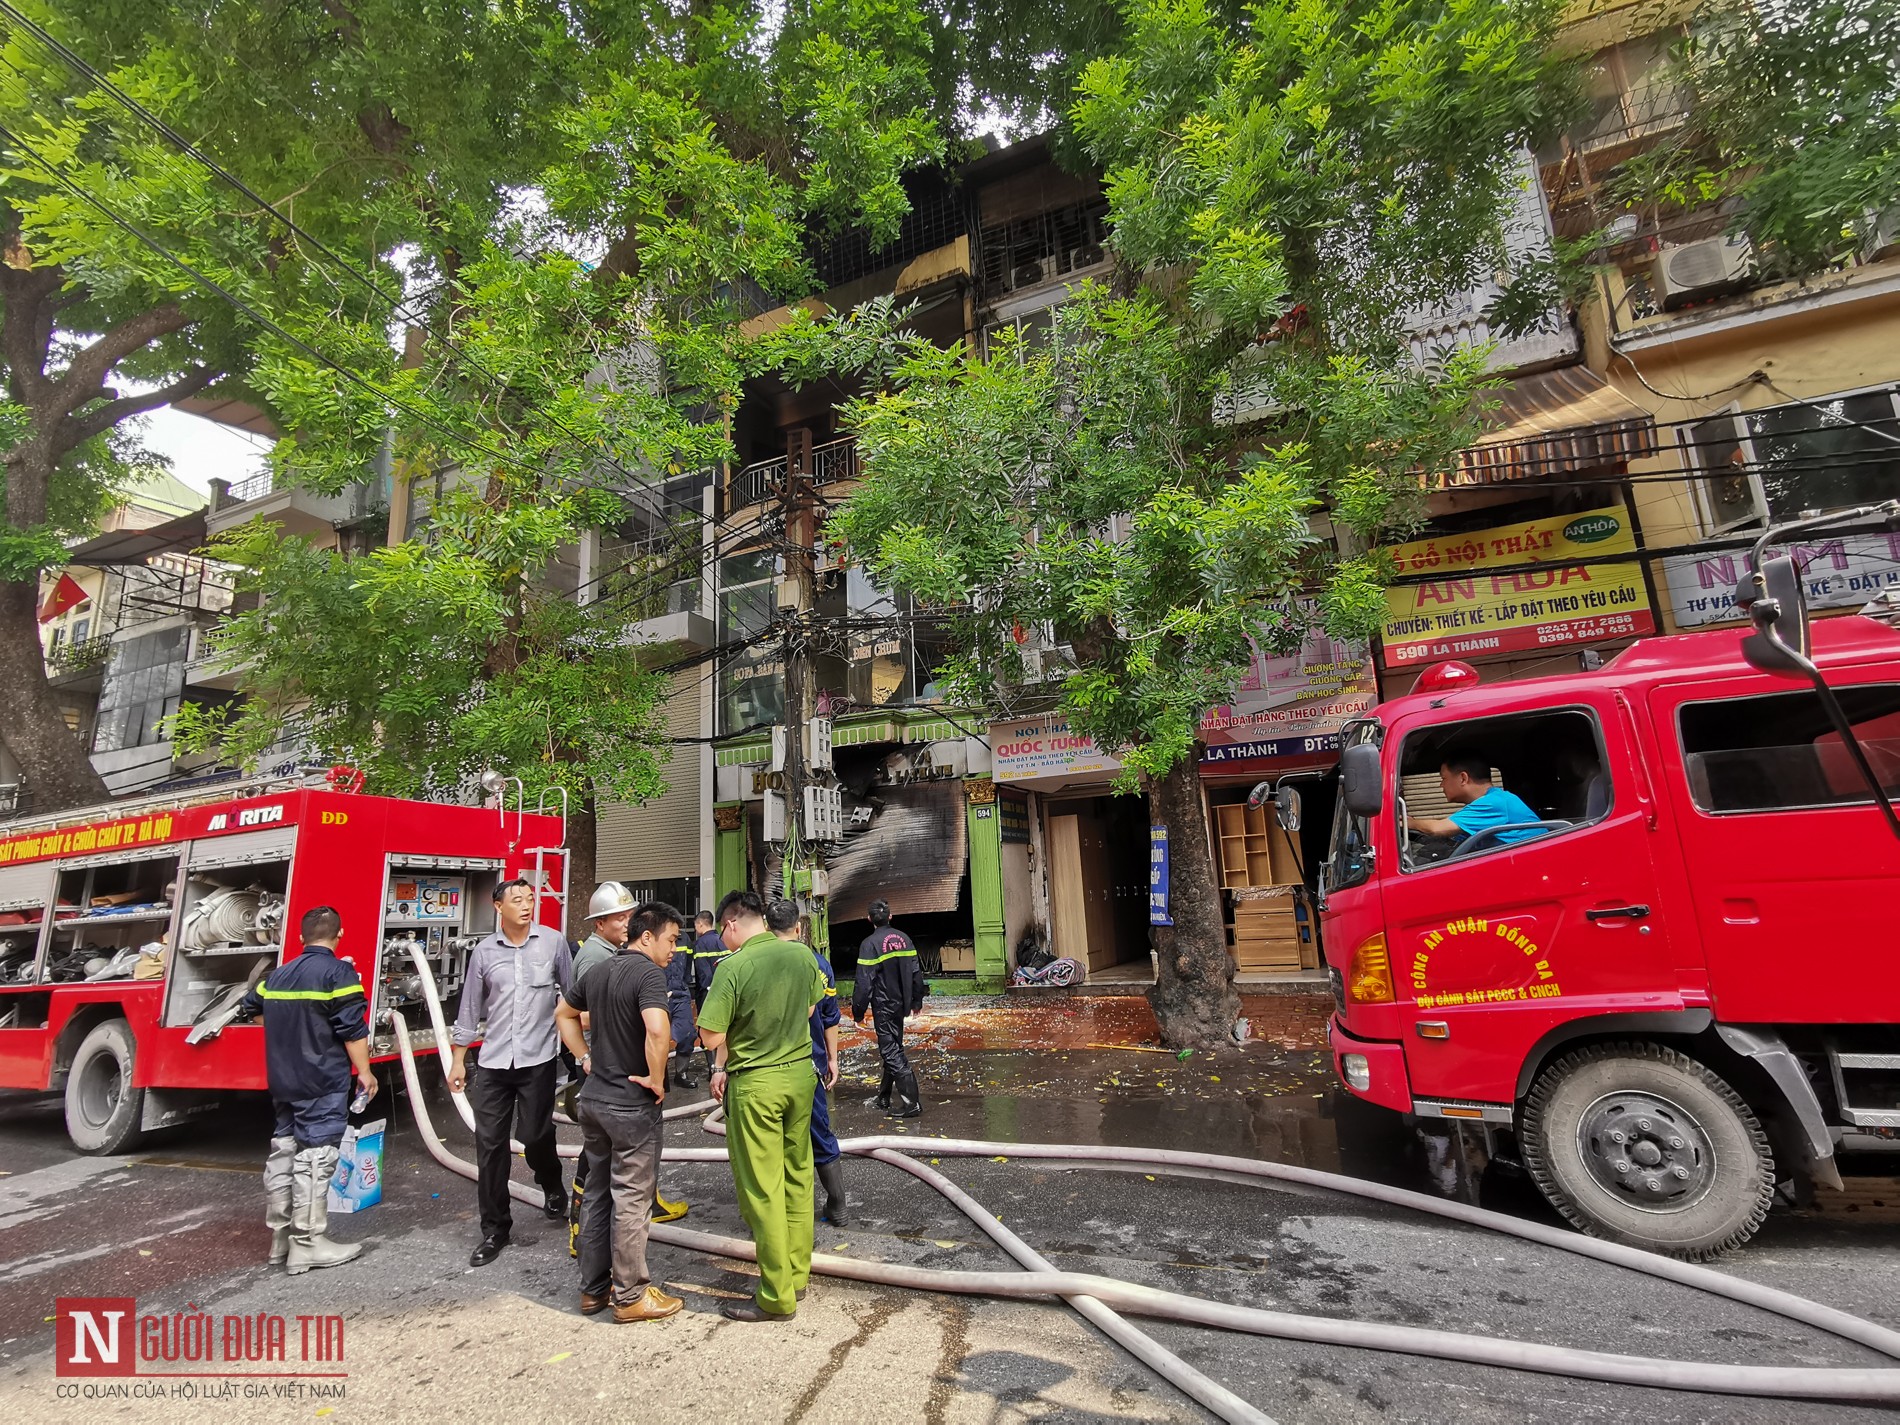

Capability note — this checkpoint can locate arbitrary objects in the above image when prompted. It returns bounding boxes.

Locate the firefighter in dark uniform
[237,904,376,1274]
[664,926,698,1089]
[850,899,925,1118]
[689,909,729,1077]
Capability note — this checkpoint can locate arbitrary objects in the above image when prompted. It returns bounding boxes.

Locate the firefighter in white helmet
[565,882,689,1258]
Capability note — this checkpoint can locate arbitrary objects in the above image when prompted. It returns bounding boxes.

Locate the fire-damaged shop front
[710,712,1010,986]
[989,615,1378,984]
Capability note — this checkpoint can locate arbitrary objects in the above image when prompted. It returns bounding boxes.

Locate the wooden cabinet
[1048,811,1121,971]
[1214,802,1300,888]
[1214,799,1315,971]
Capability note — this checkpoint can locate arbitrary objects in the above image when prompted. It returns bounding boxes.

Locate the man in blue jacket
[238,905,376,1275]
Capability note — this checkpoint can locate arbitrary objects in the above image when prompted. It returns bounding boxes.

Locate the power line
[0,106,672,511]
[0,0,726,532]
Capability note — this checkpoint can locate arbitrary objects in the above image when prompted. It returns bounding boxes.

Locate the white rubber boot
[265,1136,296,1265]
[286,1146,362,1275]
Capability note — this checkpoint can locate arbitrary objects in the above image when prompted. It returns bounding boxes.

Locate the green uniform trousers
[726,1058,818,1315]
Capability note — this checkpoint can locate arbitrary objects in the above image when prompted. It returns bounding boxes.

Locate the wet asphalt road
[4,999,1900,1424]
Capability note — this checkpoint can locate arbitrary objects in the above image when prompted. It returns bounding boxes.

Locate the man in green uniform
[697,889,828,1322]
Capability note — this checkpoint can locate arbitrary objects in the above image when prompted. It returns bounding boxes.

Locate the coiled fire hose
[391,955,1900,1417]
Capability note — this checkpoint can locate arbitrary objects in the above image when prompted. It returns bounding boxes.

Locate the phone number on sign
[1536,614,1642,646]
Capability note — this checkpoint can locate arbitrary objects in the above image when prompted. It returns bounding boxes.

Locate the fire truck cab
[1317,610,1900,1259]
[0,779,565,1153]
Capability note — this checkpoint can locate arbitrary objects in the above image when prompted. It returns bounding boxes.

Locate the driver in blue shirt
[1414,753,1546,847]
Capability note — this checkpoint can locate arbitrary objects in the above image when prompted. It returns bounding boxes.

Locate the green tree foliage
[2,0,1086,819]
[0,0,602,808]
[1613,0,1900,276]
[834,0,1574,1046]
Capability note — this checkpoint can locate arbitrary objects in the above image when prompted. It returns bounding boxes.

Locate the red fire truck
[1308,510,1900,1258]
[0,776,566,1153]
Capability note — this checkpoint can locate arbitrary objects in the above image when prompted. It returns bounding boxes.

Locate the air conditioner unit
[1863,206,1900,263]
[1007,256,1055,291]
[1658,233,1753,308]
[1065,243,1106,273]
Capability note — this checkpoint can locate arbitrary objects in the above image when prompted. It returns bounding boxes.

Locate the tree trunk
[563,788,598,943]
[1146,751,1240,1049]
[0,577,109,812]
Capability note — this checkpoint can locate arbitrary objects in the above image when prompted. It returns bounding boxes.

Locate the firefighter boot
[816,1158,848,1227]
[865,1068,894,1111]
[265,1136,296,1265]
[286,1147,362,1275]
[888,1071,923,1120]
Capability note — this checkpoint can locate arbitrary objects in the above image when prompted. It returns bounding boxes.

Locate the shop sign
[1199,618,1376,765]
[1149,824,1172,926]
[990,714,1122,784]
[997,790,1031,844]
[1380,504,1656,664]
[1663,531,1900,630]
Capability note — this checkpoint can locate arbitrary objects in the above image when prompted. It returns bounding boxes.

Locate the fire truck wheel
[64,1018,145,1155]
[1521,1041,1774,1261]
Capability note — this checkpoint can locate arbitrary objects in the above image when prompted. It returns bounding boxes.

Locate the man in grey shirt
[449,877,573,1267]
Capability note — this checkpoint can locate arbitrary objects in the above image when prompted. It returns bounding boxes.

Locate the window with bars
[1684,387,1900,535]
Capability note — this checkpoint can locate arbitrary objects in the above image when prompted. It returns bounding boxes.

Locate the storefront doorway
[1044,793,1151,971]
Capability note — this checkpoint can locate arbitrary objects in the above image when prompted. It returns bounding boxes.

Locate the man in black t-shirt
[555,901,684,1323]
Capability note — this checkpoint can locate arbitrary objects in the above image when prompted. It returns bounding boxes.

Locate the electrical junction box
[802,786,844,843]
[807,718,833,770]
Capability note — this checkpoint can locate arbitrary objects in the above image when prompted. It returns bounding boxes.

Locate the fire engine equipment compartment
[0,782,565,1153]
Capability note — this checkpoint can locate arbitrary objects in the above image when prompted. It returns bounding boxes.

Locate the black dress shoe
[722,1300,793,1322]
[543,1187,567,1220]
[469,1235,509,1267]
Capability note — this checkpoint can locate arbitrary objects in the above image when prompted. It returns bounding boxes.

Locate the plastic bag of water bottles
[327,1117,386,1214]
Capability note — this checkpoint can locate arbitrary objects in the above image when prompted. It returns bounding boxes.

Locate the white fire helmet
[584,881,637,921]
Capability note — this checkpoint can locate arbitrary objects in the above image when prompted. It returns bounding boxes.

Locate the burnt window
[1678,685,1900,813]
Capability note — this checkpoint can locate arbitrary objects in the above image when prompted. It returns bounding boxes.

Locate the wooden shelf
[1216,802,1301,889]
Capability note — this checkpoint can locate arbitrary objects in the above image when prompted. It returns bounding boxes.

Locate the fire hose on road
[390,958,1900,1419]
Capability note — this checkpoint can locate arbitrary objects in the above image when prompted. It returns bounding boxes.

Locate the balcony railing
[225,469,275,503]
[729,436,860,511]
[46,634,112,677]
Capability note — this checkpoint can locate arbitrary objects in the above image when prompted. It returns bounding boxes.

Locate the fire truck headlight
[1346,933,1394,1004]
[1341,1053,1372,1092]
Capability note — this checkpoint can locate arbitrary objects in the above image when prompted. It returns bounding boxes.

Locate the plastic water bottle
[350,1087,373,1115]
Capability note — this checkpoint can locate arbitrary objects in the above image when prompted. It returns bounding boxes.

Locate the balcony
[727,436,860,513]
[599,531,715,652]
[205,469,363,540]
[45,634,113,688]
[183,620,251,691]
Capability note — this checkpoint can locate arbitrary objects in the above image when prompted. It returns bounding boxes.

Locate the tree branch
[59,363,224,449]
[0,260,64,405]
[51,303,194,418]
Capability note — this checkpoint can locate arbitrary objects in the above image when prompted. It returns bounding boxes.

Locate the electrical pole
[777,428,831,955]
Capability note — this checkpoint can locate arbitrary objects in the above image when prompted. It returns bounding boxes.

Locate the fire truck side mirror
[1275,786,1303,833]
[1340,744,1384,818]
[1738,553,1812,677]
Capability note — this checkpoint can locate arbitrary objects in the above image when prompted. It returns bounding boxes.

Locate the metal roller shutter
[189,826,299,870]
[0,862,56,912]
[596,673,702,882]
